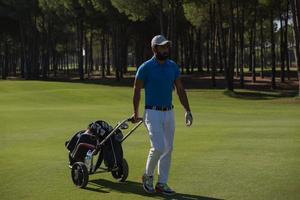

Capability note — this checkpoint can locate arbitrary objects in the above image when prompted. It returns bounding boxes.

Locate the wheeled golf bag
[65,120,124,171]
[66,117,143,188]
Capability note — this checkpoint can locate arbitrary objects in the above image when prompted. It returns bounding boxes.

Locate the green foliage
[183,0,209,27]
[258,0,285,14]
[1,0,40,19]
[39,0,61,11]
[110,0,172,22]
[110,0,155,21]
[91,0,129,25]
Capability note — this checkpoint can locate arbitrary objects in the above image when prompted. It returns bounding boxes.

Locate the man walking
[132,35,193,195]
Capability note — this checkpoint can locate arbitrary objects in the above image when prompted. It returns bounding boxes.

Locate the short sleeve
[136,63,146,81]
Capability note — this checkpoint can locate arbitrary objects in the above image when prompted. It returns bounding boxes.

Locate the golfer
[132,35,193,195]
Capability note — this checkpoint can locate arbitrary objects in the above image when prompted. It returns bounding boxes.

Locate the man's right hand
[130,113,140,123]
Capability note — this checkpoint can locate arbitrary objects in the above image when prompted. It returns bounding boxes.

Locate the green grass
[0,80,300,200]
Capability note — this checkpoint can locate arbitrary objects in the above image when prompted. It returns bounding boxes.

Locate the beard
[155,52,169,61]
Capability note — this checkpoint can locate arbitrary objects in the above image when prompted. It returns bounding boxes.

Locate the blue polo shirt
[136,57,180,107]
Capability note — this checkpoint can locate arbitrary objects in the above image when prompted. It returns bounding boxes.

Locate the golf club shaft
[99,119,128,146]
[120,120,143,143]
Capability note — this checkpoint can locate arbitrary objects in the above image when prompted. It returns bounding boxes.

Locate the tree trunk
[41,43,46,79]
[41,16,47,79]
[236,0,240,78]
[159,0,164,35]
[135,28,145,69]
[20,37,25,78]
[120,24,128,77]
[249,31,253,73]
[251,2,257,82]
[168,0,179,62]
[180,34,184,74]
[101,33,105,78]
[280,13,285,82]
[0,41,2,77]
[52,41,57,77]
[173,0,179,62]
[227,0,235,91]
[291,0,300,96]
[19,23,25,78]
[217,0,228,84]
[235,32,239,77]
[196,28,203,72]
[66,38,69,75]
[84,34,89,78]
[10,50,15,77]
[45,19,51,78]
[285,0,290,80]
[260,16,264,78]
[112,24,123,81]
[270,9,276,89]
[184,28,190,73]
[31,14,40,79]
[210,2,216,87]
[106,33,111,76]
[77,15,84,80]
[190,28,195,74]
[2,39,8,79]
[217,26,223,73]
[123,34,128,75]
[112,26,118,80]
[19,21,28,79]
[206,30,210,73]
[89,30,94,77]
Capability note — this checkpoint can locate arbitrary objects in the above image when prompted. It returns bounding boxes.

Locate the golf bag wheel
[111,159,129,182]
[71,162,89,188]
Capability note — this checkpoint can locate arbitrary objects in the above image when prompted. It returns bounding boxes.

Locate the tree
[291,0,300,96]
[183,0,217,85]
[250,0,258,82]
[64,0,85,80]
[216,0,235,91]
[1,0,41,79]
[94,0,130,81]
[259,0,282,89]
[0,3,19,79]
[39,0,75,78]
[237,0,245,87]
[1,0,298,94]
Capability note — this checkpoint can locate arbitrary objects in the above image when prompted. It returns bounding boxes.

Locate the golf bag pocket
[65,130,85,152]
[66,131,97,162]
[103,137,123,170]
[71,143,96,162]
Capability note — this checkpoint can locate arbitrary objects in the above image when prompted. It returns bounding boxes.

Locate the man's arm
[174,78,190,112]
[133,78,144,122]
[175,77,193,126]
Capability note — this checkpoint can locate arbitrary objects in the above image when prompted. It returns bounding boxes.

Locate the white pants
[144,109,175,184]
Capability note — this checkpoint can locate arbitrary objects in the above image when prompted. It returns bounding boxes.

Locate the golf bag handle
[127,116,143,123]
[97,117,143,148]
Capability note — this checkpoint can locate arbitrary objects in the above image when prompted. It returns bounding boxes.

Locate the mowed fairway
[0,80,300,200]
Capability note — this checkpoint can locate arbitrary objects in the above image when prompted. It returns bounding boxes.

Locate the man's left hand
[185,111,193,127]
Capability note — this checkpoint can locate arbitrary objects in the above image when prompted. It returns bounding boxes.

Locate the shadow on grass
[85,179,222,200]
[40,77,135,87]
[223,90,298,100]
